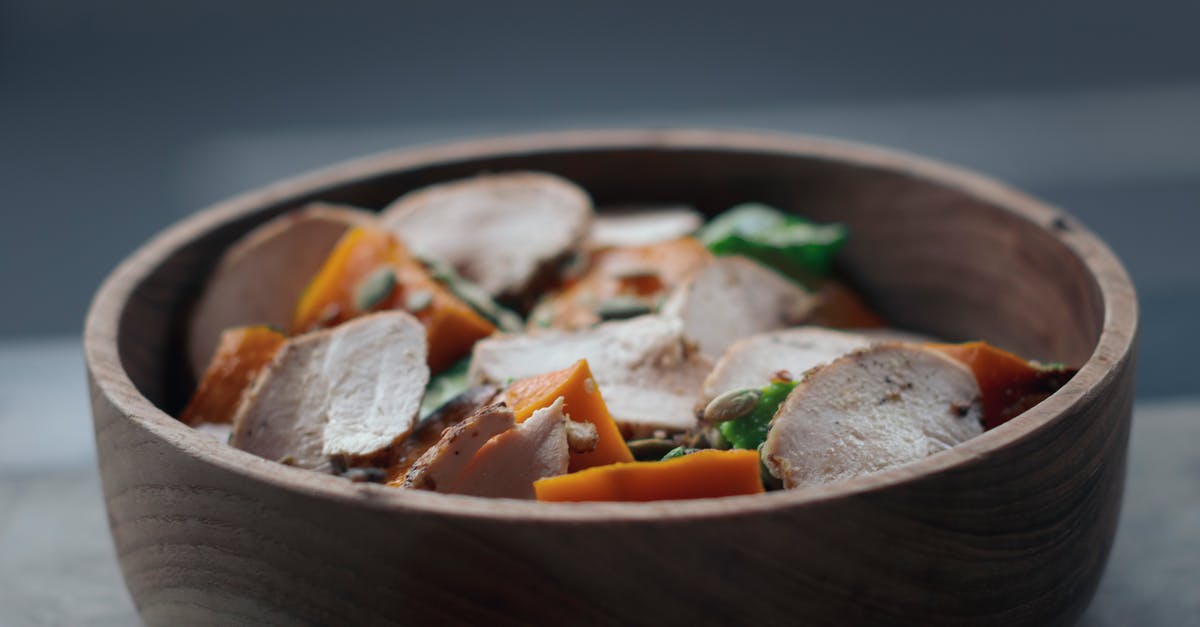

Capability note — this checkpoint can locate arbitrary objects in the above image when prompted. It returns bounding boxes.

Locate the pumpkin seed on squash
[594,295,652,321]
[626,438,680,461]
[405,289,434,313]
[342,467,388,483]
[354,266,397,312]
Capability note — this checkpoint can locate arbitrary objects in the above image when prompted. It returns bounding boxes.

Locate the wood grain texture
[84,129,1138,626]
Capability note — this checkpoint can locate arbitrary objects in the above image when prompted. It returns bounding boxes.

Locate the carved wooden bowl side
[85,130,1137,626]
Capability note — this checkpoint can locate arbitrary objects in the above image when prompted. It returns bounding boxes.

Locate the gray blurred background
[1,1,1197,396]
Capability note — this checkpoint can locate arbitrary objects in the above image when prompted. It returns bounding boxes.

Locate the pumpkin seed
[420,256,457,283]
[277,455,296,466]
[703,387,763,424]
[531,306,555,328]
[453,280,497,315]
[315,302,341,328]
[626,438,679,461]
[594,295,652,320]
[342,467,388,483]
[405,289,434,313]
[354,267,397,312]
[494,308,525,333]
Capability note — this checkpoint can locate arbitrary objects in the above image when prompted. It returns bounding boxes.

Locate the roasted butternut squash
[533,449,765,502]
[291,227,495,373]
[929,341,1075,429]
[504,359,633,472]
[180,325,285,426]
[533,237,713,329]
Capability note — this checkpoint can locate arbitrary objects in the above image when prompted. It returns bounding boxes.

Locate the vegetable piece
[419,357,472,419]
[533,449,765,502]
[381,171,593,304]
[291,227,495,374]
[588,205,704,249]
[187,203,374,378]
[386,384,500,484]
[696,203,846,286]
[700,327,871,403]
[421,257,524,332]
[470,315,713,434]
[402,403,516,491]
[701,388,763,424]
[660,255,816,359]
[712,381,797,451]
[762,344,983,488]
[529,237,713,330]
[660,446,698,461]
[231,312,430,471]
[181,325,286,427]
[503,359,633,471]
[928,341,1076,429]
[450,398,571,499]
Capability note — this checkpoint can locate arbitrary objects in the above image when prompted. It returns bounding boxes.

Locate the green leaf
[419,357,472,419]
[716,380,797,451]
[661,446,699,461]
[696,203,847,285]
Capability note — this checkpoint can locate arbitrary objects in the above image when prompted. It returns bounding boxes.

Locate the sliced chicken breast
[701,327,872,402]
[470,315,711,432]
[762,343,984,489]
[661,256,816,359]
[388,385,501,483]
[450,398,571,499]
[231,312,430,470]
[402,403,516,491]
[857,328,938,344]
[589,205,704,249]
[381,172,592,303]
[187,203,375,378]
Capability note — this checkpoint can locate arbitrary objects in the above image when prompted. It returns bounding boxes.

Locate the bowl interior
[114,135,1105,426]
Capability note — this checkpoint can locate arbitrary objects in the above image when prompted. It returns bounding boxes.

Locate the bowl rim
[84,128,1138,523]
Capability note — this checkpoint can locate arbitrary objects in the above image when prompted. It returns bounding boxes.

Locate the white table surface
[1,338,1196,626]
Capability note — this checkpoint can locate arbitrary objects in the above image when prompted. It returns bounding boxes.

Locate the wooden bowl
[85,130,1137,626]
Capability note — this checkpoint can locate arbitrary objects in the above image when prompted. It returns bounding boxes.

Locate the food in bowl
[181,171,1075,501]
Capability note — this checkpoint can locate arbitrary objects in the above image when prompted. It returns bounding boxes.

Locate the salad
[180,171,1075,501]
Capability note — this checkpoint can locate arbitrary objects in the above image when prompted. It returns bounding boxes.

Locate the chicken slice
[387,385,501,483]
[701,327,872,403]
[402,403,515,491]
[231,312,429,470]
[762,343,984,489]
[589,205,704,249]
[661,256,816,359]
[449,398,572,499]
[187,203,375,378]
[857,328,938,344]
[470,315,711,433]
[381,171,592,303]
